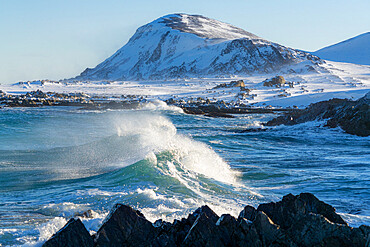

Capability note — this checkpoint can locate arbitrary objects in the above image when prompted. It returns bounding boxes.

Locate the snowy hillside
[2,14,369,108]
[314,32,370,66]
[75,14,321,81]
[3,60,370,108]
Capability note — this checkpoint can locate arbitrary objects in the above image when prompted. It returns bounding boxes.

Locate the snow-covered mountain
[313,32,370,66]
[75,14,321,81]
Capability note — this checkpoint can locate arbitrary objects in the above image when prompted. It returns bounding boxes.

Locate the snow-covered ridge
[157,13,260,40]
[4,61,369,108]
[75,13,321,81]
[313,32,370,66]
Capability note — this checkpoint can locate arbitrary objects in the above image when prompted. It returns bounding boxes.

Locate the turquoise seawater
[0,106,369,246]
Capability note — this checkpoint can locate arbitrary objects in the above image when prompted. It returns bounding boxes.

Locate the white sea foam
[339,213,370,227]
[12,112,245,246]
[40,202,90,218]
[76,188,128,197]
[3,105,370,247]
[80,212,108,235]
[141,100,184,113]
[19,217,67,247]
[114,112,238,184]
[99,112,253,224]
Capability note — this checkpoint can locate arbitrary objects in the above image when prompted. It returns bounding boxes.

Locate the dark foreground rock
[43,218,93,247]
[43,193,369,247]
[265,91,370,136]
[95,204,158,247]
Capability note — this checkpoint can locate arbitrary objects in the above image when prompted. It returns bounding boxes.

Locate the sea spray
[1,107,368,246]
[113,112,238,184]
[141,99,184,113]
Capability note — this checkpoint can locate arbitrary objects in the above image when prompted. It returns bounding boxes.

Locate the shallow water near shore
[0,105,369,246]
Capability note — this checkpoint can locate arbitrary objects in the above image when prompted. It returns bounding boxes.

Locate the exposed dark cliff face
[42,193,369,247]
[266,92,370,137]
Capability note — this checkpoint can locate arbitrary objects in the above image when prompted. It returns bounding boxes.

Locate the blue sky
[0,0,369,84]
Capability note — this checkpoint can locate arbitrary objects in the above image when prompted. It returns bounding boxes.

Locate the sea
[0,102,369,246]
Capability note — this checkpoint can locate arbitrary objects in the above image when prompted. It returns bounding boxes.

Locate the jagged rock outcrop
[94,204,158,247]
[265,91,370,136]
[254,193,367,246]
[263,76,286,87]
[43,218,93,247]
[43,193,369,247]
[25,89,48,98]
[213,80,246,89]
[75,14,321,81]
[257,193,347,227]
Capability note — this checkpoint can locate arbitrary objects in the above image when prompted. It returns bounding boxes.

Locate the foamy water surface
[0,105,369,246]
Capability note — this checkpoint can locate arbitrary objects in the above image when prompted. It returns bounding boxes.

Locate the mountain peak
[152,13,260,40]
[76,14,320,81]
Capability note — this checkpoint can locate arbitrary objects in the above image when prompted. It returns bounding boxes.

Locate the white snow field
[1,61,369,108]
[314,32,370,66]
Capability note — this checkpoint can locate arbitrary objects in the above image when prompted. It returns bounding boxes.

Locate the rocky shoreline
[1,89,369,136]
[0,89,295,114]
[0,89,92,107]
[173,102,293,118]
[43,193,369,247]
[265,91,370,137]
[0,90,144,109]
